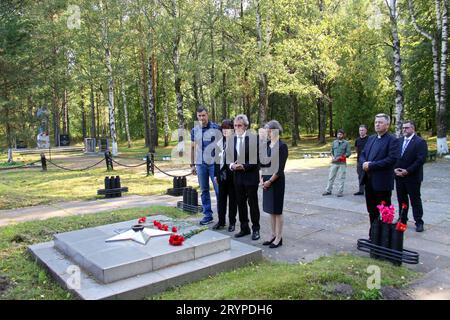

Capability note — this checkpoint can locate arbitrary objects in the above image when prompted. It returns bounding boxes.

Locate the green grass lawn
[0,166,172,210]
[0,207,418,300]
[153,255,417,300]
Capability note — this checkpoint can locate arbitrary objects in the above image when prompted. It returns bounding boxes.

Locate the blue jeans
[196,163,219,219]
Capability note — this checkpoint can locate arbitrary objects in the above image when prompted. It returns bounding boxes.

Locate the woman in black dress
[260,120,288,248]
[213,119,238,232]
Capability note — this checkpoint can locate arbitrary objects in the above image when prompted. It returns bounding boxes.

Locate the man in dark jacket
[354,125,369,195]
[359,114,399,231]
[230,114,261,240]
[394,120,428,232]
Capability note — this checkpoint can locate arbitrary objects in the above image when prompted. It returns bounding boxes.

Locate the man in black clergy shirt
[359,113,399,234]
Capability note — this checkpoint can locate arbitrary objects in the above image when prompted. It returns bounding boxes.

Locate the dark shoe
[322,192,332,196]
[262,237,276,246]
[251,230,260,240]
[354,192,364,196]
[234,229,251,238]
[336,194,343,197]
[416,224,424,232]
[199,217,213,225]
[269,238,283,248]
[212,223,225,230]
[228,224,235,232]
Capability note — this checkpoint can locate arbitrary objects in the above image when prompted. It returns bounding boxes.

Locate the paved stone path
[1,159,449,299]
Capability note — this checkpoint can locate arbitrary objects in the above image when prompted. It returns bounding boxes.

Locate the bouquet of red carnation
[138,217,146,224]
[376,201,395,224]
[395,203,408,232]
[337,154,347,163]
[169,234,185,246]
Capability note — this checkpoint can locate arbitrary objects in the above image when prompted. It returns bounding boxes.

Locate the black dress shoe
[251,231,260,240]
[416,224,424,232]
[212,223,225,230]
[269,238,282,248]
[228,224,235,232]
[353,192,364,196]
[262,237,276,245]
[234,230,251,238]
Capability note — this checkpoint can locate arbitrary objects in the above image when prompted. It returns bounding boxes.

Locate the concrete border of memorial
[28,214,262,300]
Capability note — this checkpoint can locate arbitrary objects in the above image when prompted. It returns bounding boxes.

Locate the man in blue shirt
[191,106,220,225]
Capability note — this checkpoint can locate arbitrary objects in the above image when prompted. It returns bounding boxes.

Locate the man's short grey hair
[234,114,249,127]
[375,113,390,123]
[264,120,283,135]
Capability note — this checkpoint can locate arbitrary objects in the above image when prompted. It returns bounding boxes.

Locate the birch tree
[385,0,405,137]
[409,0,449,155]
[100,0,118,155]
[256,0,269,126]
[121,82,132,148]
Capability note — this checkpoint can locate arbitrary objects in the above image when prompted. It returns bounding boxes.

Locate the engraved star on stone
[105,224,172,245]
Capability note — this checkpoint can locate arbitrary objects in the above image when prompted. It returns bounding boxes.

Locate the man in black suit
[394,120,428,232]
[354,124,369,195]
[230,114,261,240]
[359,113,399,231]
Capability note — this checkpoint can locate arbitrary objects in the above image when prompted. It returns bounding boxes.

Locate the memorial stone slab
[29,215,262,299]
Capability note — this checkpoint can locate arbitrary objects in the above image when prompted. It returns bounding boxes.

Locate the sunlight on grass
[0,166,171,210]
[0,206,190,300]
[151,254,418,300]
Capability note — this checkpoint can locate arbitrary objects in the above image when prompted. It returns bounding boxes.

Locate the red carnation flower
[153,220,159,226]
[163,225,169,231]
[380,201,386,205]
[138,217,146,224]
[402,203,408,209]
[172,226,178,233]
[169,234,185,246]
[396,221,407,232]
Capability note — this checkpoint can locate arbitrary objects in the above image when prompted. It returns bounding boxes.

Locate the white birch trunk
[386,0,405,137]
[101,1,118,156]
[162,82,170,147]
[121,82,131,148]
[438,0,449,154]
[256,0,268,126]
[172,0,184,130]
[147,55,157,152]
[409,0,448,154]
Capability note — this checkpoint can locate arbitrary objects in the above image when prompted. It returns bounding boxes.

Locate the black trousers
[235,184,260,232]
[365,182,392,224]
[357,164,365,193]
[217,177,237,226]
[396,178,424,225]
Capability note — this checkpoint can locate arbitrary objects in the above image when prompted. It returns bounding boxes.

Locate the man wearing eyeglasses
[229,114,261,240]
[394,120,428,232]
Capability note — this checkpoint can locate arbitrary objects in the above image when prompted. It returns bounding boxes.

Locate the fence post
[40,153,47,172]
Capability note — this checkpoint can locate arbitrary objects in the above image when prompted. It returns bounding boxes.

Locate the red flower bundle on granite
[138,217,147,224]
[153,220,170,231]
[376,202,395,224]
[169,234,185,246]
